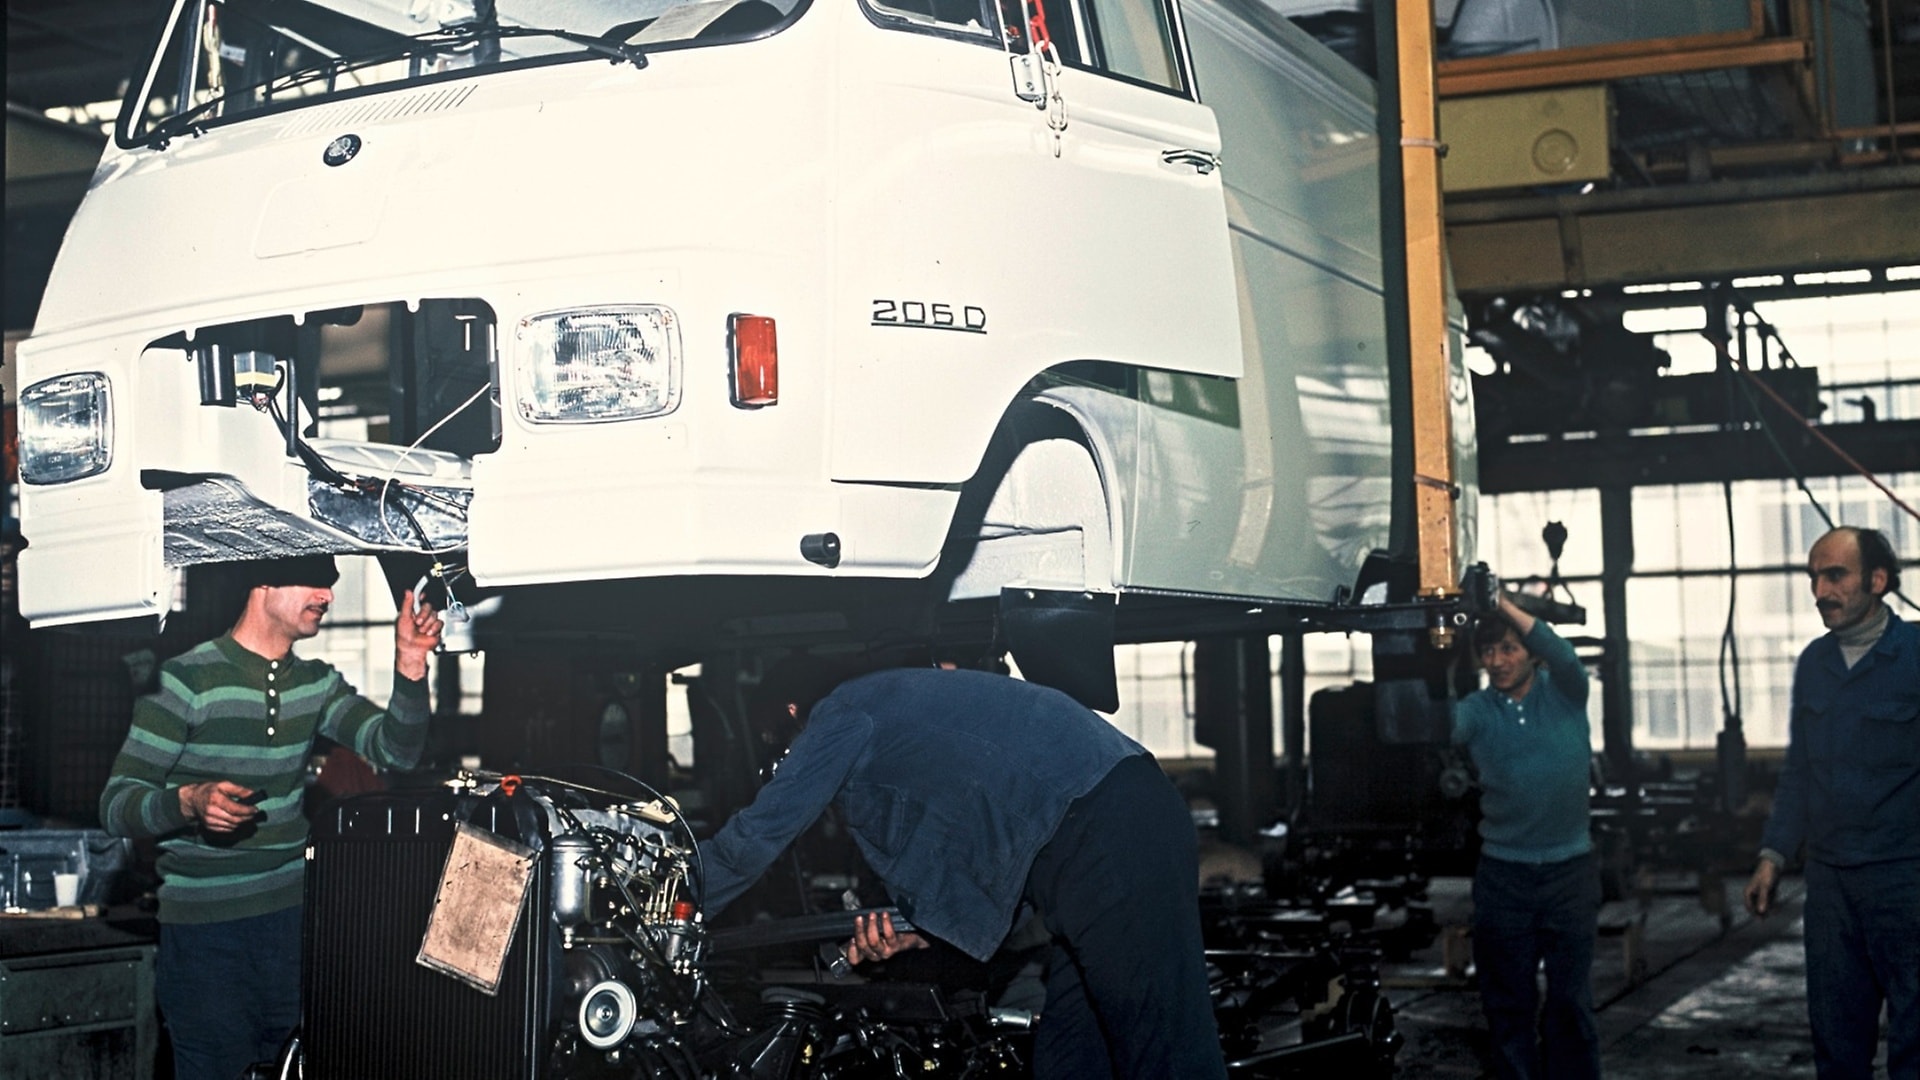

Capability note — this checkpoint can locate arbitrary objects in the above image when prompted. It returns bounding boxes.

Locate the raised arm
[1510,596,1588,706]
[318,591,442,770]
[318,669,433,771]
[1498,593,1537,638]
[394,589,444,682]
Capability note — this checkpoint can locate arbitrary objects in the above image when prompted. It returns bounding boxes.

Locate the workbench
[0,910,158,1079]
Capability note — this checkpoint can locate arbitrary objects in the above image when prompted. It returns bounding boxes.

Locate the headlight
[515,307,681,424]
[19,373,113,484]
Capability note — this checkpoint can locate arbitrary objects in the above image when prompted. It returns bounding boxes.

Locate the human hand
[394,589,445,679]
[843,911,927,967]
[1744,860,1779,918]
[180,780,262,833]
[1497,592,1537,637]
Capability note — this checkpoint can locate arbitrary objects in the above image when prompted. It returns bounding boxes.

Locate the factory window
[1489,286,1919,753]
[1477,486,1607,752]
[1626,475,1916,752]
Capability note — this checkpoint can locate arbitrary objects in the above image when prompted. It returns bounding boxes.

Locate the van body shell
[14,0,1476,642]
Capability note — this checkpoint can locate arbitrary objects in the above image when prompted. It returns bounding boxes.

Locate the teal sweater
[99,634,430,924]
[1451,621,1594,864]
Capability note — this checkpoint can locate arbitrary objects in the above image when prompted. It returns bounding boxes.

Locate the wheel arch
[932,390,1133,603]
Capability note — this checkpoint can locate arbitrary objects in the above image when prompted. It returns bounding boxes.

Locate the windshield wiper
[487,24,649,67]
[145,95,229,149]
[251,23,648,100]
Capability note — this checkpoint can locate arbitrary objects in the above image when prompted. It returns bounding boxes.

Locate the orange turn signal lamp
[729,314,777,407]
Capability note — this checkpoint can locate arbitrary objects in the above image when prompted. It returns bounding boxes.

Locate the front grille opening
[155,298,500,457]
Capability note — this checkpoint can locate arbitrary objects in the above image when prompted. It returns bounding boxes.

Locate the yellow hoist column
[1395,0,1460,615]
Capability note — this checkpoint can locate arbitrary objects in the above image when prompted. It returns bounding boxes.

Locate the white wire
[378,381,492,552]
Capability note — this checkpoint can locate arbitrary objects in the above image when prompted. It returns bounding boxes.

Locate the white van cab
[14,0,1475,665]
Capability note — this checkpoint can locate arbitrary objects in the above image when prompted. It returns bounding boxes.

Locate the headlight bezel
[19,372,114,485]
[513,305,683,425]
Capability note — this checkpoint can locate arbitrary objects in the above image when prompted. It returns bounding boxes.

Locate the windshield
[121,0,802,147]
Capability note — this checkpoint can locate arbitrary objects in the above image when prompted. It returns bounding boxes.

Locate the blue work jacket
[699,667,1146,961]
[1762,610,1920,867]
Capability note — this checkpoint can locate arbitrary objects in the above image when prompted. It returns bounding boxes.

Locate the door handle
[1160,148,1221,174]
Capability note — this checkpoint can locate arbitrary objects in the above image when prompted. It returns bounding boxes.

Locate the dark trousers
[156,905,302,1080]
[1023,753,1228,1080]
[1472,852,1602,1080]
[1804,858,1920,1080]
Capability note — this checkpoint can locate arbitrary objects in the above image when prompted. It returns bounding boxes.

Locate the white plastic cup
[53,873,81,908]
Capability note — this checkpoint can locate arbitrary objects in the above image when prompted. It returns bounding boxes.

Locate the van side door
[830,0,1240,486]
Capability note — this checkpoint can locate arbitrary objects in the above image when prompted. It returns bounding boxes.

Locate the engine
[294,770,1029,1080]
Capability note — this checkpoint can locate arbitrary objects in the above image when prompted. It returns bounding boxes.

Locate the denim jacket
[1762,610,1920,867]
[699,668,1145,960]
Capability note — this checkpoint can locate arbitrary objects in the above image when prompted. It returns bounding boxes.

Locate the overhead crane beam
[1437,36,1809,98]
[1447,168,1920,298]
[1479,418,1920,495]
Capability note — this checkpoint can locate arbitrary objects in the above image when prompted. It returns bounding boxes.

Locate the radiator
[303,788,553,1080]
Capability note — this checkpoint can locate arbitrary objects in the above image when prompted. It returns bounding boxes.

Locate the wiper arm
[488,24,649,68]
[252,23,647,87]
[144,48,371,148]
[145,95,228,148]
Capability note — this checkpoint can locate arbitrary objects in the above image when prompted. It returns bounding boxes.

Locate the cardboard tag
[416,821,537,995]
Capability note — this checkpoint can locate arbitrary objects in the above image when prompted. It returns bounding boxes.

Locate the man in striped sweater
[99,554,443,1080]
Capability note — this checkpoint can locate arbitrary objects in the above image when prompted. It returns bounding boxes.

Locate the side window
[864,0,1190,99]
[867,0,1001,38]
[998,0,1084,61]
[1080,0,1185,92]
[1002,0,1187,95]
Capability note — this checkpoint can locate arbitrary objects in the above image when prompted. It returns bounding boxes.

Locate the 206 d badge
[322,134,362,166]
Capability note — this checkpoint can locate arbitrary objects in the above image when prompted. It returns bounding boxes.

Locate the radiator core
[303,789,554,1080]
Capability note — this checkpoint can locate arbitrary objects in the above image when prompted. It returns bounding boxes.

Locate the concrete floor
[1379,872,1866,1079]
